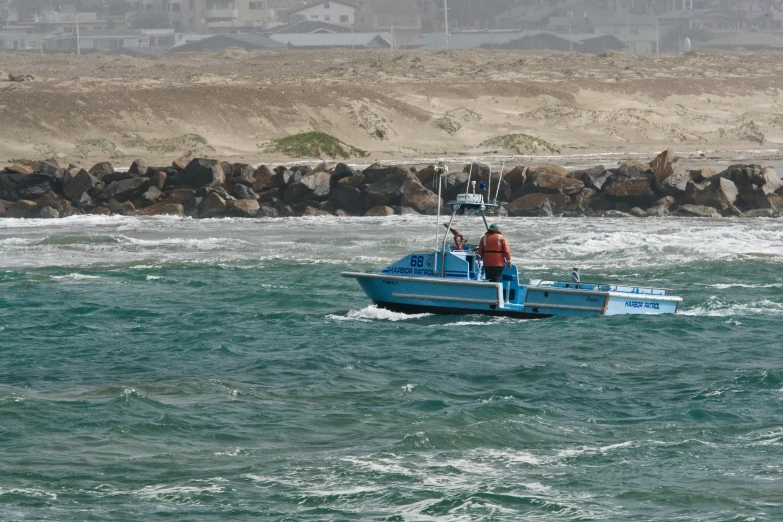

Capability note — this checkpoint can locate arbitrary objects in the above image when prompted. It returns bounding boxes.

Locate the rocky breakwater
[501,149,783,219]
[0,150,781,219]
[0,159,442,219]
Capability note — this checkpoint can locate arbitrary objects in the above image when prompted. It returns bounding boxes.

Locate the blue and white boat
[342,183,682,319]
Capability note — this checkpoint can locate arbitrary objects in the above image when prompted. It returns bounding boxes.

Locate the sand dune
[1,48,783,166]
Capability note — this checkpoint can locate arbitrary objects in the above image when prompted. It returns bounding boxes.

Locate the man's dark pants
[485,266,504,282]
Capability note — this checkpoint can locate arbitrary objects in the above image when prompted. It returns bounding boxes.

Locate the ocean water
[0,215,782,521]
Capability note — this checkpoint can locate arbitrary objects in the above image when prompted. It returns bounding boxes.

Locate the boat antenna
[494,149,509,203]
[465,144,476,192]
[435,163,444,249]
[486,152,493,203]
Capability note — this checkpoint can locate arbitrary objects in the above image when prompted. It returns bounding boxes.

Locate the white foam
[327,305,431,322]
[401,383,416,393]
[708,283,783,289]
[51,273,101,281]
[146,275,162,280]
[0,487,57,500]
[680,296,783,316]
[303,486,382,497]
[134,483,226,501]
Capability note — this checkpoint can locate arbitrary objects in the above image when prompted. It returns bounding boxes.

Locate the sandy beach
[2,48,783,166]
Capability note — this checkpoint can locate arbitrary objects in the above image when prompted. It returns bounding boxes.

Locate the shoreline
[1,148,782,220]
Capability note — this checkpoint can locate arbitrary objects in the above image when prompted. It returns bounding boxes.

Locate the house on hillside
[354,0,438,45]
[494,0,611,31]
[286,1,357,27]
[589,13,658,53]
[656,9,735,30]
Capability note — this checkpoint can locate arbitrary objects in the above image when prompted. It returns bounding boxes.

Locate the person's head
[489,224,500,233]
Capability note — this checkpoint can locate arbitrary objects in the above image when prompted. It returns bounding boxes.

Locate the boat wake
[327,305,431,322]
[679,296,783,316]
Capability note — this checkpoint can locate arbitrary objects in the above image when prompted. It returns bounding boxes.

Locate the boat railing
[537,280,674,296]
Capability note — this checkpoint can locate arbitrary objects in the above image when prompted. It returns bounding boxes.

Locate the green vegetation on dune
[267,132,368,159]
[480,133,561,155]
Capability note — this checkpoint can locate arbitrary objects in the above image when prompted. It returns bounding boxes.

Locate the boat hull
[343,272,682,318]
[373,300,552,319]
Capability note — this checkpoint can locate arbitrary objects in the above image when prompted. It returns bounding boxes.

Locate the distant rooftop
[269,31,391,48]
[272,20,353,34]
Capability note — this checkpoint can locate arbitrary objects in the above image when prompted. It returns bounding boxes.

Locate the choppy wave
[680,296,783,316]
[2,213,783,520]
[51,273,102,281]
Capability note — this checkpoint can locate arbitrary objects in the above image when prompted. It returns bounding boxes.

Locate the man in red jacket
[478,224,512,282]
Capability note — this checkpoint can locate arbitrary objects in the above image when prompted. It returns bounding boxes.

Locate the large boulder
[150,171,167,190]
[88,162,115,179]
[528,164,568,178]
[0,199,11,217]
[38,206,59,219]
[695,177,740,215]
[227,199,260,217]
[760,167,783,195]
[5,169,58,201]
[108,199,136,216]
[364,206,395,216]
[649,149,677,187]
[231,184,259,201]
[570,187,597,212]
[677,204,720,218]
[258,206,279,218]
[5,164,34,175]
[743,208,778,218]
[6,200,38,218]
[524,171,584,195]
[338,172,365,188]
[252,165,279,192]
[362,165,410,185]
[583,168,611,192]
[99,177,149,201]
[690,168,717,183]
[401,178,442,214]
[198,192,228,218]
[330,184,365,215]
[275,167,300,186]
[165,188,196,204]
[63,170,99,201]
[136,202,185,217]
[284,171,331,204]
[128,159,148,177]
[414,165,437,186]
[102,171,136,184]
[255,187,281,204]
[503,166,527,192]
[172,155,191,171]
[505,193,568,216]
[331,163,358,184]
[176,158,225,189]
[605,175,656,207]
[362,170,415,208]
[36,193,73,216]
[230,163,255,185]
[755,192,783,211]
[658,164,690,198]
[140,186,164,206]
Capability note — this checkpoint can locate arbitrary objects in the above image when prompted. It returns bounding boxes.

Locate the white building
[288,1,357,27]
